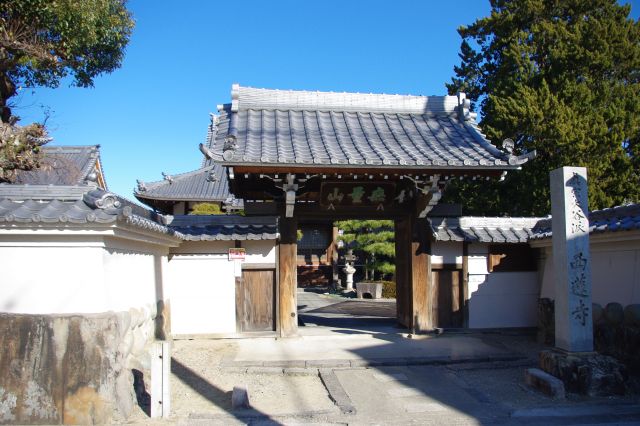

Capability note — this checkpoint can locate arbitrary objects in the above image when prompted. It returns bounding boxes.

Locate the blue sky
[13,1,640,199]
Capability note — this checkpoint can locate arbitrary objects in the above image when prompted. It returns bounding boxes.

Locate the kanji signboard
[320,182,396,211]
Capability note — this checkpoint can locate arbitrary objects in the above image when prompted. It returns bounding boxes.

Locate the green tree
[336,220,395,280]
[190,203,224,215]
[445,0,640,215]
[0,0,134,181]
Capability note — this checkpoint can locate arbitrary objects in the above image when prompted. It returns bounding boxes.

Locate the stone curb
[318,368,356,415]
[220,354,524,369]
[511,403,640,418]
[188,408,339,422]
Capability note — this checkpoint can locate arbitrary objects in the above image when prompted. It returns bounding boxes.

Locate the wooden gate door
[237,269,276,332]
[432,269,463,328]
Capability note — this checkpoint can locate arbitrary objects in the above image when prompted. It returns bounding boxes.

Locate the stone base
[356,282,383,299]
[539,349,627,396]
[524,368,565,399]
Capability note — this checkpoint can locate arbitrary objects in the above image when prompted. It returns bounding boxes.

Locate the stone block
[356,282,383,299]
[0,312,148,424]
[283,368,318,376]
[604,303,624,326]
[306,359,351,368]
[592,303,604,324]
[624,304,640,327]
[539,349,627,396]
[524,368,565,399]
[246,367,283,375]
[231,385,251,409]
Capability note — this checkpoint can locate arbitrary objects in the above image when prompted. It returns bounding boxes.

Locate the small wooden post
[150,341,170,418]
[278,216,298,337]
[462,242,469,328]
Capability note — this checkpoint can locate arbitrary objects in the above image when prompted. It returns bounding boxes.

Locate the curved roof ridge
[232,84,460,115]
[139,163,217,190]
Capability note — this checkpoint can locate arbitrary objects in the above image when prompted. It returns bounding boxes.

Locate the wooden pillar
[395,215,432,332]
[462,241,469,328]
[394,218,411,328]
[411,216,432,332]
[278,216,298,337]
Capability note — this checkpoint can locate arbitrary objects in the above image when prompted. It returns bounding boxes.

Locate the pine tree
[445,0,640,215]
[336,220,395,280]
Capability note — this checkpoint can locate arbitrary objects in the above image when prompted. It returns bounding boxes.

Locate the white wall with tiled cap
[0,233,168,315]
[430,241,463,265]
[537,236,640,306]
[465,242,539,328]
[166,239,277,336]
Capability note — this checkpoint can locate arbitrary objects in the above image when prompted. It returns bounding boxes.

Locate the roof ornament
[83,189,122,215]
[222,135,237,161]
[457,92,477,122]
[502,138,515,155]
[136,179,147,192]
[499,138,537,166]
[162,172,174,184]
[206,170,218,183]
[85,170,98,183]
[199,142,214,160]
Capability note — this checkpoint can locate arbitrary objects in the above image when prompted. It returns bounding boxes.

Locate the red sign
[228,248,246,261]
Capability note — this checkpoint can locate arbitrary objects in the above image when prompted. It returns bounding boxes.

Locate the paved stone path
[126,291,640,425]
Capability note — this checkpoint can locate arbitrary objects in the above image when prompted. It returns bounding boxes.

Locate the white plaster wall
[167,239,277,335]
[244,240,277,264]
[0,243,106,314]
[167,252,236,335]
[102,249,158,313]
[431,241,463,266]
[468,272,539,328]
[0,234,166,315]
[465,243,538,328]
[538,238,640,306]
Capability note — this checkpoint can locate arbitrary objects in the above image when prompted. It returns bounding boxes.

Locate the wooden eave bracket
[282,174,298,218]
[408,174,446,218]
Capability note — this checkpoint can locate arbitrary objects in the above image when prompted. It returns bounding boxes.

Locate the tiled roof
[14,145,103,186]
[211,85,533,169]
[0,186,277,241]
[168,214,278,241]
[134,162,230,203]
[430,216,544,243]
[531,204,640,240]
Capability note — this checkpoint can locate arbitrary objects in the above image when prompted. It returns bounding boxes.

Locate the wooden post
[411,216,432,332]
[394,217,411,328]
[150,341,170,418]
[395,215,432,332]
[462,241,469,328]
[278,216,298,337]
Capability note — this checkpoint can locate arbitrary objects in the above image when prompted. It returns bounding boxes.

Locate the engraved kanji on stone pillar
[550,167,593,352]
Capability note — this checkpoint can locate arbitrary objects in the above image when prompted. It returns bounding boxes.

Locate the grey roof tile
[531,203,640,240]
[0,186,276,241]
[168,215,278,241]
[430,217,544,243]
[135,162,230,203]
[15,145,103,186]
[211,85,532,169]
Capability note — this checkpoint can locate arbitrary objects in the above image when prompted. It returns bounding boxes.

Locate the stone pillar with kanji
[550,166,593,352]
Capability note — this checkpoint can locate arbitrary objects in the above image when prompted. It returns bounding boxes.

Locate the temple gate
[209,84,534,337]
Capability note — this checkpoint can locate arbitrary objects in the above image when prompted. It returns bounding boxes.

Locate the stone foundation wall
[0,304,160,424]
[538,298,640,371]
